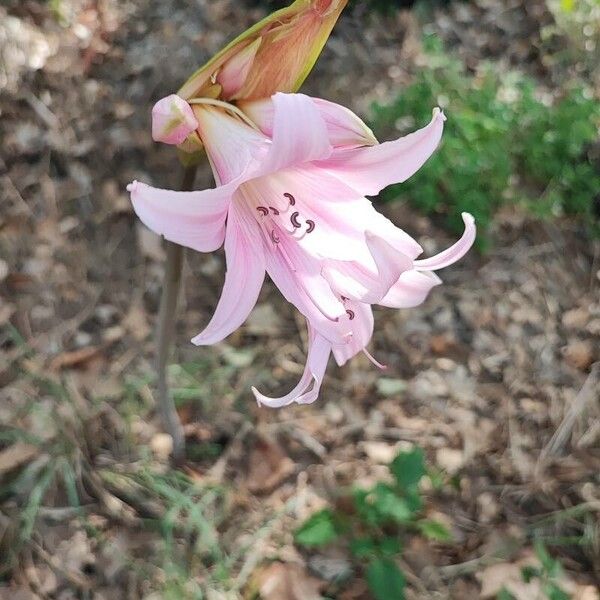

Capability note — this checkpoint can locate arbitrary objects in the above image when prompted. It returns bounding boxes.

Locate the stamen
[341,296,349,303]
[305,219,316,234]
[363,349,387,371]
[271,230,280,244]
[256,206,269,216]
[346,309,355,320]
[269,207,280,215]
[290,211,301,229]
[284,192,296,206]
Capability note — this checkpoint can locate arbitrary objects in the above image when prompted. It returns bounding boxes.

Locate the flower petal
[323,232,413,303]
[151,95,199,146]
[264,241,348,345]
[316,108,446,196]
[331,301,374,367]
[252,325,331,408]
[128,178,236,253]
[245,166,422,263]
[240,96,377,148]
[191,204,266,345]
[193,104,269,185]
[379,269,442,309]
[217,38,262,98]
[262,93,332,173]
[413,213,476,270]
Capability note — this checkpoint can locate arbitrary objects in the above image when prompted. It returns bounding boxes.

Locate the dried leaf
[0,442,39,476]
[247,433,294,494]
[257,562,323,600]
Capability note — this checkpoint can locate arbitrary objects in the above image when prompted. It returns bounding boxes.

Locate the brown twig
[155,165,197,465]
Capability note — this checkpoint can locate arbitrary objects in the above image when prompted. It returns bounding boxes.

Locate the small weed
[497,541,570,600]
[295,447,450,600]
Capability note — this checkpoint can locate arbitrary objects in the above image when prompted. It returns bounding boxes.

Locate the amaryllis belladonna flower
[129,93,476,407]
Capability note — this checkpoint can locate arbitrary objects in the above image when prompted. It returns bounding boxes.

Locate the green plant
[370,36,600,247]
[497,541,570,600]
[295,447,450,600]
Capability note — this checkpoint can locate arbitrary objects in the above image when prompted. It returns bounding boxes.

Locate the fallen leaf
[123,303,151,341]
[436,447,464,475]
[563,341,594,371]
[49,346,102,370]
[247,433,295,494]
[0,442,39,476]
[257,562,323,600]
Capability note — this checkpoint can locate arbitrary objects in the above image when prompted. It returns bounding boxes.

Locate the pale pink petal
[244,166,422,263]
[316,108,446,196]
[127,178,236,252]
[262,93,332,173]
[331,301,374,367]
[413,213,476,270]
[265,237,347,333]
[151,94,198,145]
[218,38,262,98]
[379,270,442,309]
[264,243,349,346]
[252,325,331,408]
[323,232,413,303]
[240,96,377,148]
[191,204,266,345]
[193,104,269,185]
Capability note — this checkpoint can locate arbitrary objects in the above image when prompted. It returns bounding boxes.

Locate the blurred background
[0,0,599,598]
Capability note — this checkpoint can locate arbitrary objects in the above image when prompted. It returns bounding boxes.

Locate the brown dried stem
[155,165,197,465]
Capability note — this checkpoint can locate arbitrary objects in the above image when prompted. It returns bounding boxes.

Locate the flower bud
[178,0,347,102]
[151,94,199,145]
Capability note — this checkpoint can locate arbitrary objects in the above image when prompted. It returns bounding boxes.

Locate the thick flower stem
[155,165,197,466]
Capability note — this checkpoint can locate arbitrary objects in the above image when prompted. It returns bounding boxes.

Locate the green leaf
[379,536,403,557]
[560,0,574,12]
[366,558,406,600]
[520,565,540,583]
[372,483,414,523]
[534,540,562,578]
[497,588,517,600]
[417,519,452,542]
[294,509,338,547]
[545,583,570,600]
[350,537,378,559]
[376,378,407,396]
[390,448,426,491]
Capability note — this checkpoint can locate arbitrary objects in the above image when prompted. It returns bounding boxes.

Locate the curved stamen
[269,207,280,215]
[283,192,296,206]
[256,206,269,216]
[290,211,301,229]
[271,230,280,244]
[346,309,355,320]
[305,219,316,234]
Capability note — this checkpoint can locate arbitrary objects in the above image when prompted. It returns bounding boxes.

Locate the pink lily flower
[128,93,475,407]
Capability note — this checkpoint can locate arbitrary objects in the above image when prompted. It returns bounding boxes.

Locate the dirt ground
[0,0,599,598]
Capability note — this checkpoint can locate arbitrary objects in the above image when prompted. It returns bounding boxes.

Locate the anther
[290,211,301,229]
[283,192,296,206]
[269,207,280,215]
[305,219,316,234]
[271,230,280,244]
[257,206,269,216]
[346,309,355,320]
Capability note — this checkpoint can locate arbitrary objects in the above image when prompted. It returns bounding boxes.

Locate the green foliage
[495,541,570,600]
[295,447,449,599]
[366,558,406,600]
[370,36,600,247]
[294,508,340,546]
